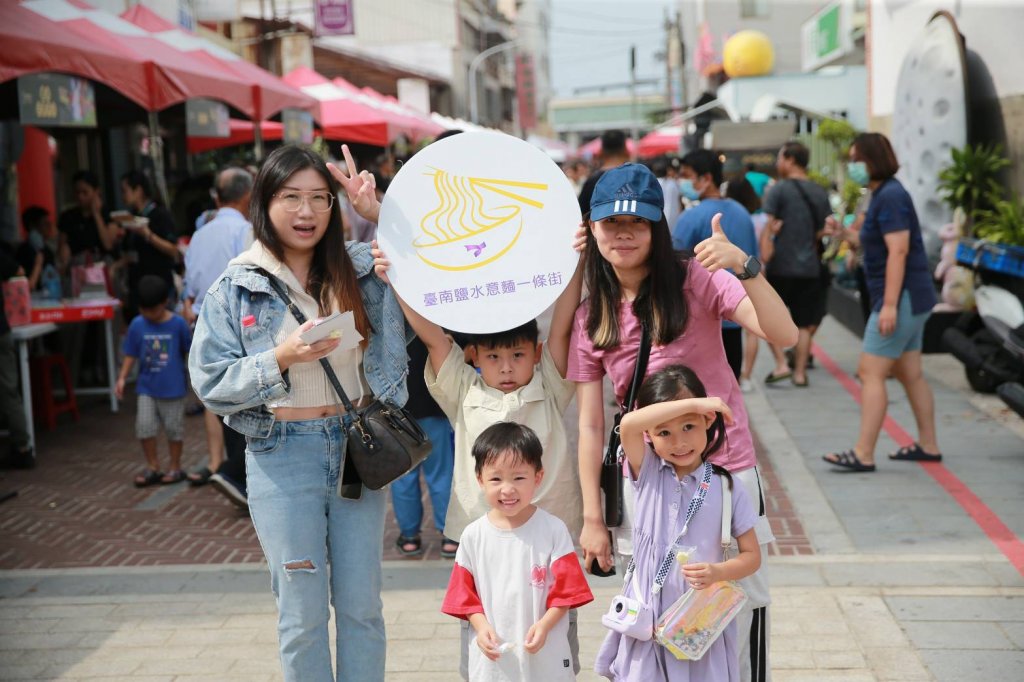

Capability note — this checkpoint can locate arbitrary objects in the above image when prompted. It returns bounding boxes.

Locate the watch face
[744,256,761,278]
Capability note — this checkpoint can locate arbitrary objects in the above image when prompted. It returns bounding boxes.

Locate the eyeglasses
[273,190,335,213]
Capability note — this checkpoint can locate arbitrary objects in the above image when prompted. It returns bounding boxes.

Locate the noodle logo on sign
[412,168,547,272]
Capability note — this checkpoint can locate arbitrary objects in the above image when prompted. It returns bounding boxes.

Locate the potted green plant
[937,143,1010,233]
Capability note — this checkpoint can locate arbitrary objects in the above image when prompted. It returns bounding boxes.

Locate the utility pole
[664,9,672,114]
[629,45,638,161]
[677,10,688,111]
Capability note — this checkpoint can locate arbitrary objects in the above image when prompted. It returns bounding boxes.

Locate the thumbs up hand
[694,212,748,275]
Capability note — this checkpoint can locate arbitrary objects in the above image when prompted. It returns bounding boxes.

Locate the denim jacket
[189,241,411,438]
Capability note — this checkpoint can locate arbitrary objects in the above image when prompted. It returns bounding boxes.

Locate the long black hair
[582,214,689,348]
[636,364,731,484]
[250,145,370,338]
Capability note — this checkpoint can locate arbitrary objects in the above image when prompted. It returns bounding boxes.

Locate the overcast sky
[549,0,676,99]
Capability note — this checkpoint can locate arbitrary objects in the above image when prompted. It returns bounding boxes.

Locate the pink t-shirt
[568,263,756,473]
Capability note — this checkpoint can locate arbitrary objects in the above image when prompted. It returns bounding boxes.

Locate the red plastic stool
[30,354,80,431]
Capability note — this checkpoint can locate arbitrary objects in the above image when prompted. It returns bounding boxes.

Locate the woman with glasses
[190,145,410,681]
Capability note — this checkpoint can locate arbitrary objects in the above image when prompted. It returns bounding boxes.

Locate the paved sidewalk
[3,558,988,682]
[2,318,1023,680]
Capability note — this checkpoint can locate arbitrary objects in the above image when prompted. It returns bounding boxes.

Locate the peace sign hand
[327,144,381,224]
[693,212,748,275]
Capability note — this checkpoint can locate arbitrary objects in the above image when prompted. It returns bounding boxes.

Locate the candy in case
[655,581,748,660]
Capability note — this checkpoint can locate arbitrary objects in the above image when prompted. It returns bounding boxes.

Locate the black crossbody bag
[601,324,652,528]
[259,270,431,498]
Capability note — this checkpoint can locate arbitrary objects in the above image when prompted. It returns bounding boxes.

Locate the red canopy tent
[283,67,393,146]
[120,5,316,121]
[334,77,442,141]
[1,0,255,115]
[0,1,152,109]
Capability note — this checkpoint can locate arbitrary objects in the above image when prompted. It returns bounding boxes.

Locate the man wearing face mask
[672,149,759,379]
[759,142,833,388]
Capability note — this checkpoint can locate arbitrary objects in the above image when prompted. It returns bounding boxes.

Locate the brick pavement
[0,385,810,568]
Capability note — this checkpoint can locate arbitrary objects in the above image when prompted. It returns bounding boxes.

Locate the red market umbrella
[3,0,255,115]
[186,119,284,154]
[120,5,316,121]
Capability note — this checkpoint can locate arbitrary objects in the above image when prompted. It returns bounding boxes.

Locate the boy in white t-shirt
[372,244,584,675]
[442,423,593,681]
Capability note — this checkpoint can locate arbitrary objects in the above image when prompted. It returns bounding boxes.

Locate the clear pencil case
[654,580,748,660]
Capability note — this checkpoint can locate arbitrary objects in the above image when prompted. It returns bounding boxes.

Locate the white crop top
[267,301,370,409]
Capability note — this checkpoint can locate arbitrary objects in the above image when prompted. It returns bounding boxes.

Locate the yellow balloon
[722,30,775,78]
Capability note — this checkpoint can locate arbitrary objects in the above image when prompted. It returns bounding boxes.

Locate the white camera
[601,595,654,641]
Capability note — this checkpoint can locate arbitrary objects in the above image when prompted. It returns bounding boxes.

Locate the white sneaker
[740,378,754,393]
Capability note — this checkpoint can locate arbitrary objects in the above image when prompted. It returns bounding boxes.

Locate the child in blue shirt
[116,275,192,486]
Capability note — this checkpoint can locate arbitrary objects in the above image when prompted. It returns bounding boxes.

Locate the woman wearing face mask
[190,145,410,681]
[823,133,941,471]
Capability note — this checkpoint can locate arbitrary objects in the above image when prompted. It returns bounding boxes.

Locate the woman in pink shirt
[568,164,796,682]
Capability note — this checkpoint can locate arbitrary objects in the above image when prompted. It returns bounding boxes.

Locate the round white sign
[377,131,581,333]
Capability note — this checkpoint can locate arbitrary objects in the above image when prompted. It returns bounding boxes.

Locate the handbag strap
[789,179,829,256]
[623,323,652,413]
[256,268,361,417]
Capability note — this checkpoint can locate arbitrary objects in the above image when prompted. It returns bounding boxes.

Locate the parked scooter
[943,276,1024,418]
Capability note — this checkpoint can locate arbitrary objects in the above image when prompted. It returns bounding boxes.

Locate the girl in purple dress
[596,365,761,681]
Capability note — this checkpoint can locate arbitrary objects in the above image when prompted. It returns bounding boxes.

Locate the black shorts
[768,274,825,328]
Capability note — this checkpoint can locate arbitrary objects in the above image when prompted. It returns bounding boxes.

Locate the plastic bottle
[41,264,62,300]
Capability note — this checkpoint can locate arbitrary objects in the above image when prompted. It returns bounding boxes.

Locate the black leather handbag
[602,324,651,528]
[260,271,432,494]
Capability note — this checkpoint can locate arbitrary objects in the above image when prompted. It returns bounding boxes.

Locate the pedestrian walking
[116,275,192,486]
[823,132,942,471]
[190,145,410,681]
[570,162,797,682]
[759,142,833,388]
[181,166,254,506]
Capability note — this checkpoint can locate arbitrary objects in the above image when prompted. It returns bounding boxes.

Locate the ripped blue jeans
[247,416,386,682]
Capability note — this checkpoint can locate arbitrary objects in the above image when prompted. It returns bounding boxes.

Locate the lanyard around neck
[625,460,714,595]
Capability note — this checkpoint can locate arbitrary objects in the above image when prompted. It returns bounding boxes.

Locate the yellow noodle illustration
[412,168,548,272]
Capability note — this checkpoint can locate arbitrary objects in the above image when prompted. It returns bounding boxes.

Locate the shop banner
[315,0,355,36]
[186,99,230,138]
[18,74,97,128]
[283,109,315,145]
[377,132,581,334]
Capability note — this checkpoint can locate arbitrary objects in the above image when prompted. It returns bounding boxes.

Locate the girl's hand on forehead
[688,397,734,425]
[694,212,747,275]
